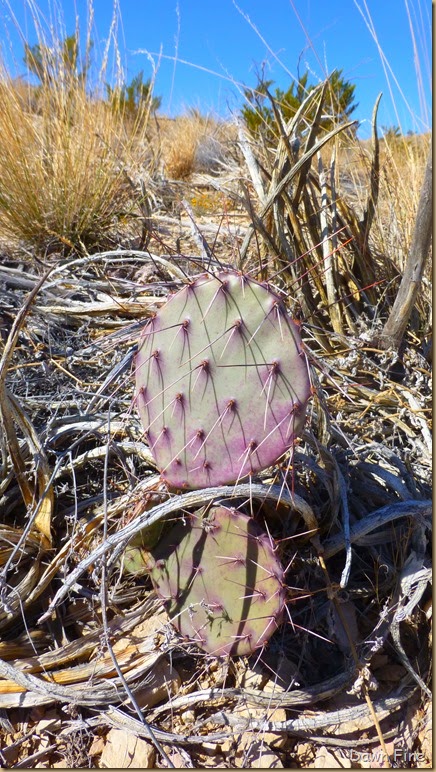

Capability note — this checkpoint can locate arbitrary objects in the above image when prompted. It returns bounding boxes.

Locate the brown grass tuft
[159,111,232,180]
[0,12,154,255]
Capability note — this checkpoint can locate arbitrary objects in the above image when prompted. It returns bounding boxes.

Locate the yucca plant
[237,75,431,354]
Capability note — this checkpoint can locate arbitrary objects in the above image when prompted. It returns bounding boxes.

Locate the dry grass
[0,14,153,255]
[0,76,235,253]
[333,130,431,269]
[159,111,234,180]
[0,80,138,253]
[375,133,431,268]
[337,129,432,332]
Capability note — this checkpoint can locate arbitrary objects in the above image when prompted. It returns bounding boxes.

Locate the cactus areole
[135,270,310,489]
[146,505,286,656]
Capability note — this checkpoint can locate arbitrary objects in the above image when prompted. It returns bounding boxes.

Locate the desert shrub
[106,70,161,118]
[241,69,358,140]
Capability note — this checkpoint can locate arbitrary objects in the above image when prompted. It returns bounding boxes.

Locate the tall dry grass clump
[159,111,233,179]
[333,125,431,274]
[375,132,431,270]
[337,120,432,326]
[0,8,154,255]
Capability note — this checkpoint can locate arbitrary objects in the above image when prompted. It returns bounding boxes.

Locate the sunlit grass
[158,110,233,180]
[0,2,154,255]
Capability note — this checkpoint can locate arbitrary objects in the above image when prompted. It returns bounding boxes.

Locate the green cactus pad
[135,270,310,489]
[146,505,286,657]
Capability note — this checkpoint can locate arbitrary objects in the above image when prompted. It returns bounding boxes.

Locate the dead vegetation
[0,16,432,769]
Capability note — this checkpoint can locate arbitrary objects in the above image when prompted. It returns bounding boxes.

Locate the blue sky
[0,0,431,138]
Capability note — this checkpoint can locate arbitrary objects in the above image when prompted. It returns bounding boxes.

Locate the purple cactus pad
[146,505,286,656]
[135,270,310,489]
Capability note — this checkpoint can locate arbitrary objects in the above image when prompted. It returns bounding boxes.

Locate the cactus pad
[146,505,286,656]
[135,271,310,489]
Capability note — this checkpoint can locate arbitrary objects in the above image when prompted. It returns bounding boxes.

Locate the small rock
[180,709,196,725]
[198,753,228,768]
[88,735,105,758]
[133,658,181,708]
[33,714,62,735]
[99,728,156,769]
[235,738,284,768]
[307,746,352,768]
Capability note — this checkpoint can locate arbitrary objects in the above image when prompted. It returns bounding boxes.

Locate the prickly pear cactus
[135,270,310,489]
[145,505,286,656]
